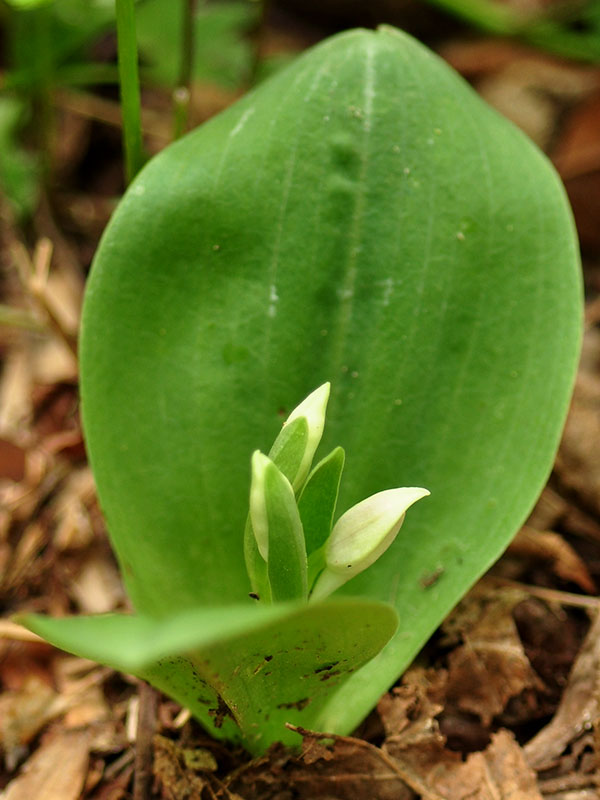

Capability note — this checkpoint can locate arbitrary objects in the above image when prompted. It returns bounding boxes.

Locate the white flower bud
[310,486,429,602]
[274,382,330,491]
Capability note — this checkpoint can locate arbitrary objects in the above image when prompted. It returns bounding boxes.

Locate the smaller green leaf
[298,446,345,556]
[268,416,308,490]
[18,598,398,753]
[249,451,308,601]
[262,457,308,602]
[17,604,290,672]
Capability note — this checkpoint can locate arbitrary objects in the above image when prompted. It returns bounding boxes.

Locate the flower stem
[115,0,144,184]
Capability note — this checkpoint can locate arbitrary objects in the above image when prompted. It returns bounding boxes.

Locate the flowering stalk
[244,384,429,604]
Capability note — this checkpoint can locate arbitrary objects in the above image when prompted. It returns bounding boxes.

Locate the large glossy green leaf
[79,27,581,740]
[20,597,397,753]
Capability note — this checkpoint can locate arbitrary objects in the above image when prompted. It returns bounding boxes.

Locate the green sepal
[298,446,345,556]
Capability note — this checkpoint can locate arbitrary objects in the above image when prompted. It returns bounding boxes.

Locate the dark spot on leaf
[277,697,310,711]
[315,662,339,674]
[208,696,235,729]
[264,655,273,662]
[420,566,445,588]
[320,670,341,682]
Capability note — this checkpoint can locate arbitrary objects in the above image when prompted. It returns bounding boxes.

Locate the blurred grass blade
[116,0,144,183]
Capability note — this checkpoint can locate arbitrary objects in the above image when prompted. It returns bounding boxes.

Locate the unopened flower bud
[310,487,429,602]
[270,382,330,491]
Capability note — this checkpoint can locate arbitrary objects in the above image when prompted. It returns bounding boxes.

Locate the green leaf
[79,26,581,743]
[19,597,397,754]
[299,446,345,556]
[268,416,308,489]
[249,451,308,601]
[263,456,308,602]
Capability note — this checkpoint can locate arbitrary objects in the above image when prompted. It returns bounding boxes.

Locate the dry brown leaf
[380,681,543,799]
[69,556,124,614]
[0,729,90,800]
[0,439,26,482]
[378,668,446,748]
[290,729,422,800]
[300,731,335,765]
[0,620,43,644]
[51,467,96,551]
[524,611,600,770]
[0,676,71,770]
[86,763,134,800]
[439,38,543,77]
[526,486,569,532]
[440,587,540,725]
[554,91,600,180]
[226,729,418,800]
[509,527,596,593]
[30,339,78,384]
[432,730,543,800]
[1,521,47,594]
[0,347,33,436]
[378,670,456,799]
[475,59,598,149]
[0,447,62,526]
[0,673,94,766]
[555,329,600,517]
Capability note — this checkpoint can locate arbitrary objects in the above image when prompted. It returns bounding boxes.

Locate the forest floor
[2,4,600,799]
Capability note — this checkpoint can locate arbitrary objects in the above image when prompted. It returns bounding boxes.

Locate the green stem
[248,0,271,86]
[172,0,197,140]
[179,0,196,89]
[115,0,144,184]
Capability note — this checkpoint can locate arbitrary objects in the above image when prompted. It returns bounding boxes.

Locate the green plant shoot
[19,26,582,754]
